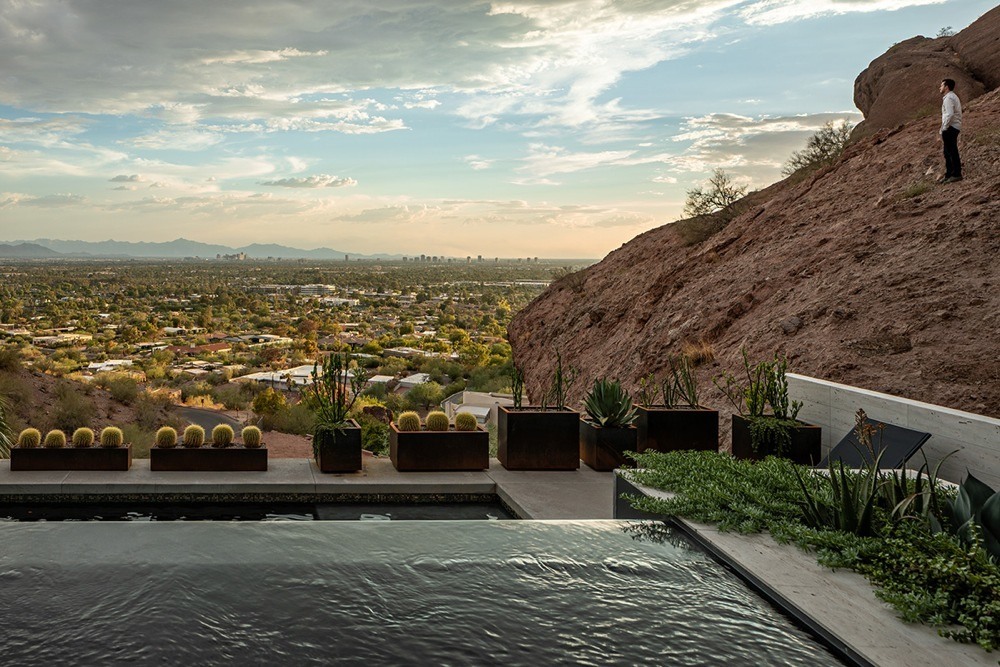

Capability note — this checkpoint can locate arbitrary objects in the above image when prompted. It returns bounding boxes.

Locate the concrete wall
[788,373,1000,489]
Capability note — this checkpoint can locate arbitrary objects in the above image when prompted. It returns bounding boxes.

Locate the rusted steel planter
[579,421,637,472]
[497,406,580,470]
[389,424,489,472]
[149,446,268,471]
[730,414,821,465]
[315,420,362,473]
[636,406,719,453]
[9,444,133,471]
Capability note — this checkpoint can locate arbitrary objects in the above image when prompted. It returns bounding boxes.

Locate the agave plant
[941,472,1000,561]
[795,448,886,537]
[583,379,637,428]
[0,394,12,459]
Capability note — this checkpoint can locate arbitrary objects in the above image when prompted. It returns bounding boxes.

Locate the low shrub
[71,427,95,448]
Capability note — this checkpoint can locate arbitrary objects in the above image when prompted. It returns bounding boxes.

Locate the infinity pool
[0,520,842,665]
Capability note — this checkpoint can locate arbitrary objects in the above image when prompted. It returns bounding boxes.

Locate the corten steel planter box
[497,406,580,470]
[149,446,268,471]
[315,420,362,473]
[389,424,489,472]
[10,444,133,471]
[579,421,637,472]
[730,414,821,465]
[636,406,719,454]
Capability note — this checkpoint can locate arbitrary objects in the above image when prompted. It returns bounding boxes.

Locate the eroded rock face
[853,7,999,137]
[508,87,1000,423]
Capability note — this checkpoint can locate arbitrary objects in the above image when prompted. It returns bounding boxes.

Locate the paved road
[176,406,243,432]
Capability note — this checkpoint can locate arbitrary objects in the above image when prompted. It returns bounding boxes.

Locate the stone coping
[615,472,995,667]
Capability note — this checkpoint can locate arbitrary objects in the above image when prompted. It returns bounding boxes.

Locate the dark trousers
[942,127,961,178]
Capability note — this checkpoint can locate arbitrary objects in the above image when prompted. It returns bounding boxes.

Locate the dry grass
[681,339,715,366]
[901,180,933,199]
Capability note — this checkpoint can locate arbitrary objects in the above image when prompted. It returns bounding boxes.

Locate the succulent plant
[583,379,637,428]
[183,424,205,448]
[71,427,95,448]
[17,428,42,449]
[44,429,67,448]
[241,425,262,449]
[155,426,178,448]
[454,412,478,431]
[212,424,235,448]
[100,426,124,448]
[397,411,421,431]
[425,411,450,432]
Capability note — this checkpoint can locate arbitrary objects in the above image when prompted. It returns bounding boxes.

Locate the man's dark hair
[943,78,956,91]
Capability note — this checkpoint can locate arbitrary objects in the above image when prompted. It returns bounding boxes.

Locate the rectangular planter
[9,444,133,471]
[497,406,580,470]
[149,446,268,471]
[579,420,637,472]
[636,406,719,453]
[730,414,821,466]
[315,420,362,473]
[389,424,489,472]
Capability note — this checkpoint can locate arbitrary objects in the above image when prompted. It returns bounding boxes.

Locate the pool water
[0,520,843,665]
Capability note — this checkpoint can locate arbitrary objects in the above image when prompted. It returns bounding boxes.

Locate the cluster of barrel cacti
[16,426,127,449]
[153,424,264,448]
[396,411,480,432]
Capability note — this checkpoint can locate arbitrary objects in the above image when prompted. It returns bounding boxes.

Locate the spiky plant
[397,411,421,431]
[71,427,95,448]
[43,429,67,448]
[182,424,205,448]
[241,425,262,449]
[0,394,12,458]
[583,379,637,428]
[17,428,42,449]
[425,411,450,431]
[308,350,369,460]
[454,412,478,431]
[212,424,234,448]
[100,426,124,448]
[155,426,178,448]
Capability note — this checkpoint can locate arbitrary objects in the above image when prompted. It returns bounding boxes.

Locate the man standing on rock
[939,78,963,183]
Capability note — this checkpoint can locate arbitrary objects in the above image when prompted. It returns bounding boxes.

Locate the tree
[683,169,748,218]
[252,387,287,430]
[782,121,853,176]
[406,381,445,411]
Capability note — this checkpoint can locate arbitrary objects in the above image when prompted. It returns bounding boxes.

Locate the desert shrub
[107,376,139,405]
[182,424,205,448]
[454,412,478,431]
[406,381,445,411]
[17,428,41,449]
[681,339,715,366]
[252,388,287,429]
[125,425,156,457]
[902,181,933,199]
[397,411,421,431]
[44,429,67,448]
[100,426,124,448]
[211,424,234,448]
[0,347,21,372]
[241,425,262,448]
[50,383,96,433]
[270,402,315,436]
[71,427,95,448]
[425,411,450,431]
[683,169,748,218]
[782,121,853,176]
[211,384,251,411]
[354,412,390,456]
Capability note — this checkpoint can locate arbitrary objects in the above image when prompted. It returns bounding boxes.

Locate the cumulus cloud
[109,174,144,182]
[259,174,358,188]
[464,155,494,170]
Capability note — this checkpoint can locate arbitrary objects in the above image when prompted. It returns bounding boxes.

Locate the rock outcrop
[508,12,1000,422]
[853,7,999,137]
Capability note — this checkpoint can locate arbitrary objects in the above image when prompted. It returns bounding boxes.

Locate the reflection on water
[0,520,843,666]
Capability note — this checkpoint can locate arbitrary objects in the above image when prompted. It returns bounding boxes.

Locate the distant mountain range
[0,238,402,260]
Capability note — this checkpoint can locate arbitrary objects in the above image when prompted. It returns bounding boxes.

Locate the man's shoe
[943,176,963,183]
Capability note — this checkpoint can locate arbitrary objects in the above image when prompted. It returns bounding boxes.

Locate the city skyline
[1,0,992,258]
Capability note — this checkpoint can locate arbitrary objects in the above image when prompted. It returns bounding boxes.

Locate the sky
[0,0,993,258]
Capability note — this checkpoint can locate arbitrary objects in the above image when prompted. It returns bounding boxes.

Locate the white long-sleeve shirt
[941,91,962,133]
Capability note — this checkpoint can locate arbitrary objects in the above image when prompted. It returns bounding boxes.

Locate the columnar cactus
[241,425,262,449]
[212,424,235,448]
[100,426,124,448]
[183,424,205,448]
[454,412,478,431]
[397,411,421,431]
[155,426,178,448]
[44,429,67,448]
[17,428,41,449]
[425,411,450,432]
[72,427,95,448]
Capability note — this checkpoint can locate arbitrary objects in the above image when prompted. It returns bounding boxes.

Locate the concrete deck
[0,457,615,520]
[618,475,996,667]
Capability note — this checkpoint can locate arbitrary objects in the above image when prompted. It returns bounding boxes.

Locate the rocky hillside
[508,11,1000,421]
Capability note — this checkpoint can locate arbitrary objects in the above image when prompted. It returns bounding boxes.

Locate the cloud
[739,0,946,26]
[0,193,86,207]
[128,129,223,151]
[259,174,358,188]
[199,47,329,65]
[109,174,144,182]
[518,143,636,178]
[464,155,494,170]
